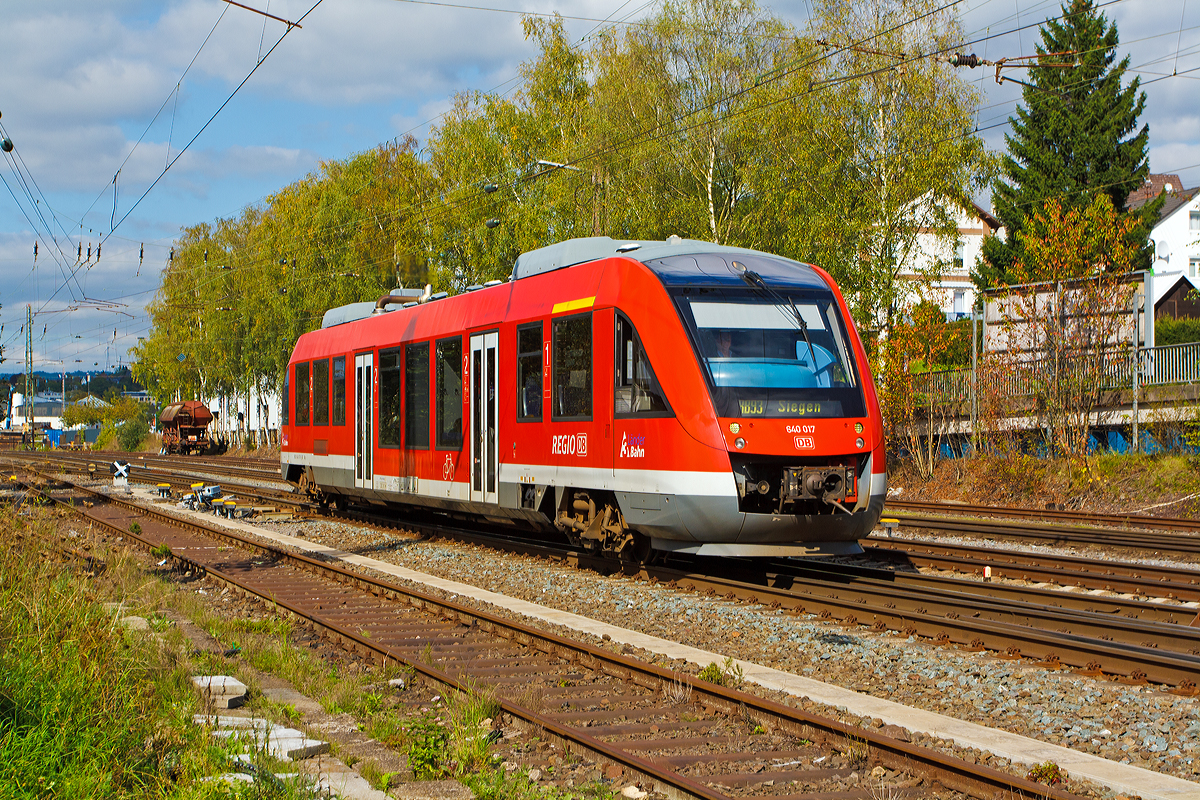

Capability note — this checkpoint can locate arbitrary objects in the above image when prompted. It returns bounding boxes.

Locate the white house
[900,196,1002,320]
[1130,174,1200,318]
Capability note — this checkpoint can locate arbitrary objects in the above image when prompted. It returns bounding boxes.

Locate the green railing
[914,342,1200,403]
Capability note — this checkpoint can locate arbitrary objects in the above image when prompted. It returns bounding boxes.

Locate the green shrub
[406,712,450,779]
[697,657,744,689]
[1026,761,1064,786]
[1156,316,1200,345]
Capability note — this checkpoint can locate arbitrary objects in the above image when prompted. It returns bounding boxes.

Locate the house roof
[1129,174,1185,208]
[1153,273,1200,309]
[967,200,1001,230]
[1129,173,1199,221]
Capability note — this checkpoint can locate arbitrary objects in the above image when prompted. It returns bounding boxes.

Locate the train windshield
[674,289,865,418]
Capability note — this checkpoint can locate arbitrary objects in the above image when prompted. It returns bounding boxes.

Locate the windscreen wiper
[739,267,817,365]
[788,295,817,366]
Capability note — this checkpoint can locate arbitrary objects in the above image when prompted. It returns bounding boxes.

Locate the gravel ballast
[245,517,1200,786]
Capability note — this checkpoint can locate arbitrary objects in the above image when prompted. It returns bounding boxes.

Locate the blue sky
[1,0,1197,375]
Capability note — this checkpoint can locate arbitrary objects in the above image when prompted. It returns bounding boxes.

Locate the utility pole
[970,306,979,454]
[24,304,33,445]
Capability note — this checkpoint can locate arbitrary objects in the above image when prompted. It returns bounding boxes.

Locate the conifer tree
[976,0,1159,290]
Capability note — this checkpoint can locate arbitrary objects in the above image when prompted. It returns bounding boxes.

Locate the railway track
[878,509,1200,556]
[865,539,1200,603]
[411,524,1200,689]
[13,474,1080,800]
[3,451,286,487]
[9,453,1200,690]
[886,500,1200,534]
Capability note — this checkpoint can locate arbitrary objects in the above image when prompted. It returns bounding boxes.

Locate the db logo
[794,436,815,450]
[552,433,588,456]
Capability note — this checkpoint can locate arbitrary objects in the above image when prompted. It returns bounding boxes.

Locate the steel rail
[761,556,1200,627]
[865,539,1200,602]
[883,511,1200,555]
[406,521,1200,689]
[14,457,1200,686]
[4,451,285,486]
[17,475,1082,800]
[887,500,1200,534]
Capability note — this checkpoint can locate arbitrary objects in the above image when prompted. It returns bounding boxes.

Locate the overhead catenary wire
[14,0,1195,367]
[28,0,326,326]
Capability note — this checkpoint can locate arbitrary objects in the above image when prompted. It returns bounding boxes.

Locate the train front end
[638,249,886,557]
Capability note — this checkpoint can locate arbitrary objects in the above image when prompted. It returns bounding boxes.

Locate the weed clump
[697,656,744,689]
[1026,761,1064,786]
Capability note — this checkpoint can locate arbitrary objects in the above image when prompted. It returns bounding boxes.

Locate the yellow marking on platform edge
[552,296,596,314]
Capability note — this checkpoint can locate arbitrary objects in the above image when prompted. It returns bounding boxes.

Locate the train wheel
[555,489,633,558]
[626,532,655,565]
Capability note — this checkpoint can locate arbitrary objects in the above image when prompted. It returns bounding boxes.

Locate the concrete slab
[305,763,395,800]
[194,714,273,730]
[120,615,150,631]
[193,675,249,695]
[389,778,474,800]
[200,773,254,785]
[193,674,248,708]
[132,486,1200,800]
[198,714,331,761]
[260,685,324,716]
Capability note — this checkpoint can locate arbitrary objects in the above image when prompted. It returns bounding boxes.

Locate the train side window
[282,368,290,426]
[615,314,672,417]
[379,348,400,447]
[516,322,542,421]
[295,362,310,426]
[312,359,330,426]
[331,356,346,425]
[552,313,592,421]
[435,337,462,450]
[405,341,430,449]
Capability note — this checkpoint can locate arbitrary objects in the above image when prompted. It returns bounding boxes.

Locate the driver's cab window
[615,314,672,417]
[690,299,855,390]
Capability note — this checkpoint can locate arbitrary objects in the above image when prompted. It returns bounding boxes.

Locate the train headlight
[856,437,865,449]
[734,437,746,449]
[854,422,864,434]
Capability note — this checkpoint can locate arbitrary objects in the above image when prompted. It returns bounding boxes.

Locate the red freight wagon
[159,400,214,455]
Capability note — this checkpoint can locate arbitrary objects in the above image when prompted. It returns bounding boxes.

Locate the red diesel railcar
[281,237,886,559]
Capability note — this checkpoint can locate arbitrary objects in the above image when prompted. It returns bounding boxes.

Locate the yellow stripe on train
[551,296,596,314]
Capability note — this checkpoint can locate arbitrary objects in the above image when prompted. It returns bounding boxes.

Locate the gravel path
[251,517,1200,788]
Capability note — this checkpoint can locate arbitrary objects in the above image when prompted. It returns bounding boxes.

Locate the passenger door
[354,352,373,489]
[469,332,499,503]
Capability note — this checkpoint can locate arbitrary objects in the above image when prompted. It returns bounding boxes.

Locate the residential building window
[953,241,965,272]
[1191,258,1200,279]
[1191,210,1200,231]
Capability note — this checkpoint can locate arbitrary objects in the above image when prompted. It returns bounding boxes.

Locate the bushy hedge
[1156,316,1200,346]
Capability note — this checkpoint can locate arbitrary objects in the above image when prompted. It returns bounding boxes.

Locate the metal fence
[915,341,1200,403]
